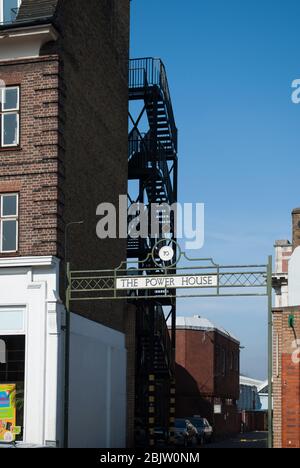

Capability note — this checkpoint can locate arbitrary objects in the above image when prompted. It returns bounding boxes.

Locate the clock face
[151,239,182,268]
[159,246,174,262]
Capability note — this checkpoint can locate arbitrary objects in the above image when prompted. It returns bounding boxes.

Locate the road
[206,432,268,449]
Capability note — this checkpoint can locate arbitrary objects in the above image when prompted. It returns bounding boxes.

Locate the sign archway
[65,243,273,448]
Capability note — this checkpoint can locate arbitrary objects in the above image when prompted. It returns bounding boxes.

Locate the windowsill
[0,252,19,257]
[0,146,22,152]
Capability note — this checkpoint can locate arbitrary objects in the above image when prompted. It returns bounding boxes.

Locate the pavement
[206,432,268,449]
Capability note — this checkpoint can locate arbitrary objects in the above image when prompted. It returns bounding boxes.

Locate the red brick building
[273,209,300,448]
[0,0,132,448]
[171,316,240,437]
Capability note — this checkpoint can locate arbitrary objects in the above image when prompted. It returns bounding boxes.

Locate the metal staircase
[128,58,178,445]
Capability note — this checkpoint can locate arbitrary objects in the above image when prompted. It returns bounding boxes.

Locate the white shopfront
[0,256,65,446]
[0,256,127,448]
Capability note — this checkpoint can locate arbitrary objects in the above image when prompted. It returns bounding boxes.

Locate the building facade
[272,208,300,448]
[238,376,266,412]
[170,316,240,437]
[0,0,131,447]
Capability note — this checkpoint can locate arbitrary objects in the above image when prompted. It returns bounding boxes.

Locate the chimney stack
[292,208,300,250]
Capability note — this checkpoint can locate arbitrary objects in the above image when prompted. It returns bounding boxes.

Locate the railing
[154,304,174,374]
[128,132,150,170]
[157,142,174,204]
[137,304,173,374]
[129,58,178,153]
[128,134,175,203]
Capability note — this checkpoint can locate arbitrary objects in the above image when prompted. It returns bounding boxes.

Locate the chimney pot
[292,208,300,250]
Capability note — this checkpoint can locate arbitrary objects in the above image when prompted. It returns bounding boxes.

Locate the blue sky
[130,0,300,379]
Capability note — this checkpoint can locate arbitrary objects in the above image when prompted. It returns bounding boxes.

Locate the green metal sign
[67,250,271,302]
[65,243,273,449]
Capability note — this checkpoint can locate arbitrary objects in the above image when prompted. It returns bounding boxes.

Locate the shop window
[0,335,25,442]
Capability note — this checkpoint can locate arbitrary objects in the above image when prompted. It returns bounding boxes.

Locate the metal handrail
[128,135,175,203]
[138,304,173,373]
[155,304,173,373]
[129,58,178,153]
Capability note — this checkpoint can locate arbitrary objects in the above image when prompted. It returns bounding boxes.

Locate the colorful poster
[0,384,16,442]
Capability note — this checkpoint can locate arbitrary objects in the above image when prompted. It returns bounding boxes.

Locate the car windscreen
[175,420,186,428]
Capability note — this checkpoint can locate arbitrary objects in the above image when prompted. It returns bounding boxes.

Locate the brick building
[0,0,132,447]
[273,209,300,449]
[170,316,240,437]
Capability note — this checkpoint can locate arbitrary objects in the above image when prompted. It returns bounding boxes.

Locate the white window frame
[0,193,19,253]
[0,86,20,148]
[0,0,21,24]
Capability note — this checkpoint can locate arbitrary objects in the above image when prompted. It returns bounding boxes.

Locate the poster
[0,384,16,442]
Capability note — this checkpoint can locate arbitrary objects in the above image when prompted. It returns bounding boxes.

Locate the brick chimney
[292,208,300,250]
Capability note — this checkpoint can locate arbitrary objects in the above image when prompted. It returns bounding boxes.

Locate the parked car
[174,419,188,446]
[190,417,213,444]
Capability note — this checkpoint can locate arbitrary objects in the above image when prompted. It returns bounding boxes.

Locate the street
[206,432,268,449]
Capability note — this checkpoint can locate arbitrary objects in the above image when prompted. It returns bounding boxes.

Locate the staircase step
[147,110,166,117]
[157,125,169,130]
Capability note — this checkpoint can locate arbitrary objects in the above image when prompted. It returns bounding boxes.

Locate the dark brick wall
[125,304,136,448]
[176,329,214,395]
[214,333,240,400]
[54,0,130,332]
[54,0,133,444]
[58,0,133,444]
[175,329,240,399]
[175,328,240,435]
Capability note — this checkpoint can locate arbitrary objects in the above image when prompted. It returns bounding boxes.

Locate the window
[234,352,240,372]
[222,348,226,376]
[0,0,20,24]
[215,345,221,376]
[0,193,18,253]
[230,351,234,370]
[0,86,20,147]
[0,335,25,441]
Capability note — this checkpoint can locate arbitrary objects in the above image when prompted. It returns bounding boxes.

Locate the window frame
[0,193,19,253]
[0,86,20,148]
[222,348,226,376]
[0,0,21,24]
[235,351,240,372]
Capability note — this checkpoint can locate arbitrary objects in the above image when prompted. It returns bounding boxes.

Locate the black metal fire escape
[128,58,178,446]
